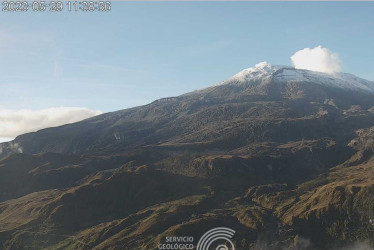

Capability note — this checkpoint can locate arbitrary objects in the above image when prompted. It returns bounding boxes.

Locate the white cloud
[0,137,13,143]
[0,107,102,138]
[291,46,342,74]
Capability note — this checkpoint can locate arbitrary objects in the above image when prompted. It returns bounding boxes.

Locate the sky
[0,2,374,141]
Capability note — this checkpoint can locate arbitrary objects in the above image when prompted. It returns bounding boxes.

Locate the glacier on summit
[227,62,374,93]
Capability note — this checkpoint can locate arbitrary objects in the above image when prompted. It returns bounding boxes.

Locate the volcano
[1,63,374,249]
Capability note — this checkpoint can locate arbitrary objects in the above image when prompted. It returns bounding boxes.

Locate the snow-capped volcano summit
[231,61,287,81]
[228,62,374,93]
[2,61,374,158]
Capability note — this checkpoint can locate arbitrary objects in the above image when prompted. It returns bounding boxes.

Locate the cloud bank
[0,137,13,143]
[0,107,102,139]
[291,46,342,74]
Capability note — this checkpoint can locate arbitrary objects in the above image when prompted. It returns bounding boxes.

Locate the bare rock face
[1,64,374,249]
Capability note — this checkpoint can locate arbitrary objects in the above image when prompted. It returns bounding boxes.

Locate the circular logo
[196,227,235,250]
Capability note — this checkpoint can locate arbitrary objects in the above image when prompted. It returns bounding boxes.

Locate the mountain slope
[1,63,374,249]
[1,63,374,157]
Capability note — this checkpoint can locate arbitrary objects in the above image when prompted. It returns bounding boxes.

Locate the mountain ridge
[201,62,374,93]
[2,62,374,158]
[1,63,374,249]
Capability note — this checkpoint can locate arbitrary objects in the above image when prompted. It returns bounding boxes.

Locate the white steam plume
[291,46,342,74]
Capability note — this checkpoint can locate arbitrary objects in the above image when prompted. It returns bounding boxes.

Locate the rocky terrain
[0,63,374,249]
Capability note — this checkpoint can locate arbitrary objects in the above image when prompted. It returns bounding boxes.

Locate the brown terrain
[0,65,374,249]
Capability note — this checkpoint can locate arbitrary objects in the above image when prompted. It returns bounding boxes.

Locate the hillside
[0,63,374,249]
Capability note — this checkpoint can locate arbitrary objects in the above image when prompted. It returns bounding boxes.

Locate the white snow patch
[224,62,374,93]
[231,61,284,82]
[275,68,374,92]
